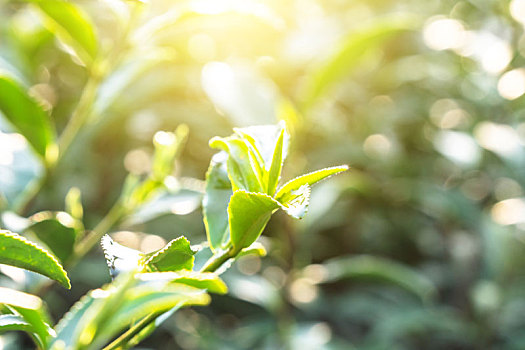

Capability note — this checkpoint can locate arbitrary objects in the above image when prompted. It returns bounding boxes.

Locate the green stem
[13,70,101,216]
[57,73,101,158]
[69,202,126,268]
[102,246,236,350]
[103,311,162,350]
[200,246,235,273]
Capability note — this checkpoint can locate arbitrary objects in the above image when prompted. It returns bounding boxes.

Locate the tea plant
[0,120,347,349]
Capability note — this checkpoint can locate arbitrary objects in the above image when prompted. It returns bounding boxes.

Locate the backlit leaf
[0,230,70,288]
[203,152,232,250]
[33,0,98,66]
[228,190,280,252]
[0,75,55,159]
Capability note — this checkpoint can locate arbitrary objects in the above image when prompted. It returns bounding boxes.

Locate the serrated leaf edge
[275,165,349,200]
[0,230,70,289]
[53,291,95,334]
[143,236,195,266]
[279,184,311,219]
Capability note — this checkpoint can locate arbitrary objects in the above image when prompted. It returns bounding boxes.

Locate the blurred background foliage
[2,0,525,349]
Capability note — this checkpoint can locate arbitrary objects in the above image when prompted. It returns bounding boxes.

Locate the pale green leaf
[265,126,286,196]
[275,165,349,203]
[203,152,232,250]
[238,242,267,258]
[0,287,54,348]
[0,230,70,288]
[210,136,264,192]
[138,271,228,294]
[33,0,98,66]
[0,314,46,348]
[278,184,311,219]
[233,121,289,172]
[65,187,83,223]
[51,272,210,349]
[228,190,280,252]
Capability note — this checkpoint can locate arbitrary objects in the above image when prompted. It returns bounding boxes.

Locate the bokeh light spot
[423,17,466,51]
[498,69,525,100]
[491,198,525,225]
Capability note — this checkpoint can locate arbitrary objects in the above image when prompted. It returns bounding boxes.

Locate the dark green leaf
[228,190,280,252]
[317,255,437,302]
[0,75,56,159]
[0,230,70,288]
[144,236,196,272]
[33,0,98,66]
[203,152,232,250]
[26,211,77,263]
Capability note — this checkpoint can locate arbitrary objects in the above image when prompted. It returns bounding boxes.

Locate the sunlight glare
[474,122,522,158]
[510,0,525,25]
[491,198,525,225]
[497,69,525,100]
[434,131,480,166]
[423,17,466,51]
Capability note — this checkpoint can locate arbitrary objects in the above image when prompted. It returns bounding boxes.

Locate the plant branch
[103,311,162,350]
[68,201,126,268]
[102,246,236,350]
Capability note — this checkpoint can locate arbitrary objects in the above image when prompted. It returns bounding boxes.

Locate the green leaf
[143,236,196,272]
[50,291,97,349]
[96,283,208,349]
[228,190,280,252]
[0,230,70,288]
[233,122,289,172]
[278,184,311,219]
[300,15,418,110]
[52,272,210,349]
[210,136,264,192]
[151,125,188,180]
[93,49,175,118]
[26,211,77,263]
[0,75,56,159]
[0,287,55,348]
[0,314,33,333]
[65,187,83,223]
[203,152,233,250]
[32,0,98,66]
[0,314,49,348]
[139,271,228,294]
[265,126,286,196]
[238,242,267,258]
[316,255,437,302]
[125,188,202,226]
[275,165,349,203]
